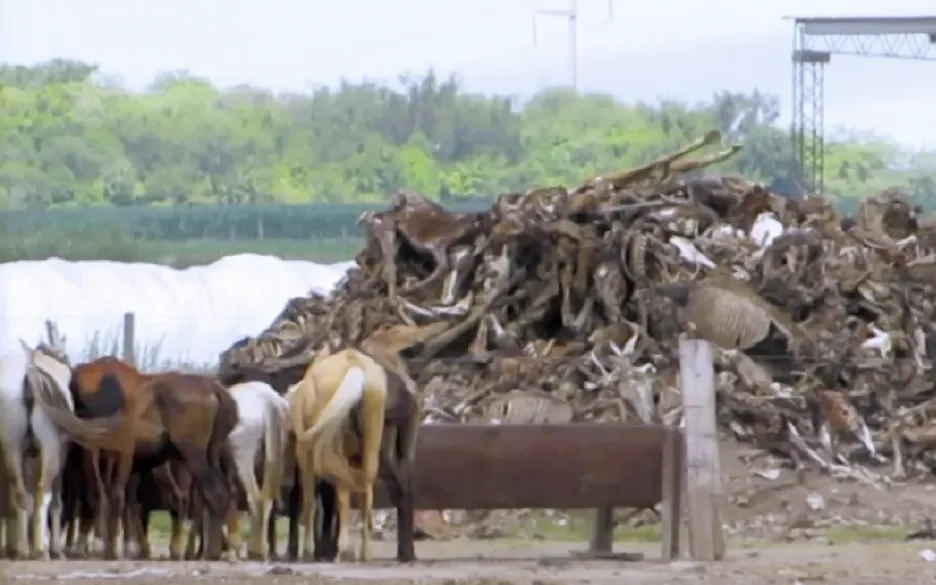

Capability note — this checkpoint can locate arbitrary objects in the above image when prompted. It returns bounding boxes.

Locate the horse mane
[35,342,69,366]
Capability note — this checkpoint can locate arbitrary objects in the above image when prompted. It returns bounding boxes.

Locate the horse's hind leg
[0,468,10,558]
[167,505,186,560]
[356,386,386,562]
[296,452,317,560]
[75,494,97,557]
[3,447,29,559]
[230,441,260,559]
[167,478,190,561]
[30,443,64,559]
[178,451,229,561]
[183,494,209,561]
[223,501,241,562]
[49,472,64,559]
[103,450,134,560]
[335,488,355,562]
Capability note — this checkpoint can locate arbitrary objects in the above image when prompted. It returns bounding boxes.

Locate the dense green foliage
[0,59,933,264]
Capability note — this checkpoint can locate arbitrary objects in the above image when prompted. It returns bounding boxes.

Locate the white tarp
[0,254,355,370]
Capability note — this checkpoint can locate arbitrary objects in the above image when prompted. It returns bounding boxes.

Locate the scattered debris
[907,518,936,541]
[805,492,825,511]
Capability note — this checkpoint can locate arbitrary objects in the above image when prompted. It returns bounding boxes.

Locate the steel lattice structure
[790,16,936,194]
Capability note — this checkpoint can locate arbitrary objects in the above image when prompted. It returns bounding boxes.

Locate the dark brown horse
[35,359,239,560]
[125,460,195,559]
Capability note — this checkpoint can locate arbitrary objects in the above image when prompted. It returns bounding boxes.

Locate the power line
[531,0,616,91]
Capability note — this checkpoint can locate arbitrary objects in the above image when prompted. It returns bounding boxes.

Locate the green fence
[0,199,495,241]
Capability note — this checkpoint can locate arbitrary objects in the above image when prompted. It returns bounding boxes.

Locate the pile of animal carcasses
[220,129,936,480]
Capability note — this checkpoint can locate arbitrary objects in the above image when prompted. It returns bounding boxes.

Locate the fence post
[588,507,614,553]
[659,426,683,561]
[43,320,56,345]
[122,312,136,366]
[678,336,725,561]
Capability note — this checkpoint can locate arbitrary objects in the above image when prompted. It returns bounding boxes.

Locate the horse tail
[32,381,128,452]
[296,366,365,446]
[263,392,291,494]
[67,374,82,407]
[211,385,239,452]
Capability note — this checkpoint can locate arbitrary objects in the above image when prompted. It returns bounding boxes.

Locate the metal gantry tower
[790,16,936,194]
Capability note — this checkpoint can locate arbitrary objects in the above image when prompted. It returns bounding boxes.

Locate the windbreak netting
[0,254,354,369]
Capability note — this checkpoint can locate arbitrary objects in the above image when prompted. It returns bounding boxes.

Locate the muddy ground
[4,439,936,584]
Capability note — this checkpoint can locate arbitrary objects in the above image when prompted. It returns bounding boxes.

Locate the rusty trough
[359,423,684,561]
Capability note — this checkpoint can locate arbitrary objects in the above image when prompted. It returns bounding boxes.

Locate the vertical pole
[678,337,725,561]
[568,0,578,91]
[588,507,614,553]
[44,320,56,345]
[659,427,683,561]
[122,312,136,366]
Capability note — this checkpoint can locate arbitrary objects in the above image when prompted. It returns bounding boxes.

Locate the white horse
[225,381,291,560]
[0,337,73,559]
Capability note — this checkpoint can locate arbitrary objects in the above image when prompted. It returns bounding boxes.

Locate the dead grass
[74,327,216,373]
[822,524,908,543]
[506,510,661,542]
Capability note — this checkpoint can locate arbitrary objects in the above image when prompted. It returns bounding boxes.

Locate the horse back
[72,357,147,417]
[146,373,237,449]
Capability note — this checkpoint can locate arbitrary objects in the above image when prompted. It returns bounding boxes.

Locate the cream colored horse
[289,347,387,562]
[287,321,447,562]
[0,337,73,559]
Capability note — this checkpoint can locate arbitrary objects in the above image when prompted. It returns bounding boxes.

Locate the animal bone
[217,133,936,483]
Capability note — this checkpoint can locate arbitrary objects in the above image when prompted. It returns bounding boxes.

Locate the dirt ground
[4,438,936,584]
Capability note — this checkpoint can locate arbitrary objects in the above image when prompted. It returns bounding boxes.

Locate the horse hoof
[49,549,64,560]
[338,549,356,563]
[247,550,267,562]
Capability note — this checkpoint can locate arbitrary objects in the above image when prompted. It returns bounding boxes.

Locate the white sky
[2,0,936,148]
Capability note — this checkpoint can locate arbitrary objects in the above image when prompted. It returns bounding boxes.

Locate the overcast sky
[2,0,936,148]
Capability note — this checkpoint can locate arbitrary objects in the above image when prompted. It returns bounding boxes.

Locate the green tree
[0,59,932,211]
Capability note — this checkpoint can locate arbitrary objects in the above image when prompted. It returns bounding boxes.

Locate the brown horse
[34,358,239,560]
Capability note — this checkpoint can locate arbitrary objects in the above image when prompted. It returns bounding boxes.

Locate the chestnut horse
[34,357,239,560]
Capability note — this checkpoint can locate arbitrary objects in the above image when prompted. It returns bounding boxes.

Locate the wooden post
[43,320,57,345]
[122,312,136,366]
[678,337,725,561]
[588,507,614,553]
[659,428,682,561]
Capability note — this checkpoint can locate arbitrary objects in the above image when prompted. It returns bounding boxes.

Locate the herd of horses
[0,324,429,564]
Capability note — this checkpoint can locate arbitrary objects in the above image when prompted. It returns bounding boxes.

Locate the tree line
[1,58,934,213]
